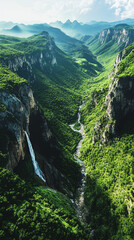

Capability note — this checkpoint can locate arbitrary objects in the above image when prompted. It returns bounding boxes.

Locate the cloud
[33,0,95,22]
[0,0,96,23]
[105,0,134,19]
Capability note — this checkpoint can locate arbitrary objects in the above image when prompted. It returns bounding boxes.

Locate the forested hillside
[80,40,134,240]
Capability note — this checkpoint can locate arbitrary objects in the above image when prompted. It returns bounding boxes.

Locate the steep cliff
[0,32,57,83]
[86,24,134,56]
[93,42,134,144]
[0,63,74,195]
[0,84,37,170]
[99,24,134,47]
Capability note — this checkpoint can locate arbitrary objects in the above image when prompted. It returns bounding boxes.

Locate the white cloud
[0,0,95,23]
[105,0,134,19]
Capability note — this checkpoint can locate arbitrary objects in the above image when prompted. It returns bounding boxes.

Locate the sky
[0,0,134,24]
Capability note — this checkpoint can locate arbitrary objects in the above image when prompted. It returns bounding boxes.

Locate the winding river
[70,101,88,223]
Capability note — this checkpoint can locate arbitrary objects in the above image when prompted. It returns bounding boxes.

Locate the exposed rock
[0,83,74,196]
[93,47,134,144]
[99,27,134,48]
[1,33,57,84]
[0,85,37,170]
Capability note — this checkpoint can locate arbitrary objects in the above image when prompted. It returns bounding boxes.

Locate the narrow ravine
[70,101,88,223]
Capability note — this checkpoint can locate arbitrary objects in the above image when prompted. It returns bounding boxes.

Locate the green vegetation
[0,63,27,92]
[117,43,134,78]
[81,88,134,239]
[0,168,91,240]
[73,122,81,131]
[86,24,134,59]
[80,43,134,239]
[0,33,88,191]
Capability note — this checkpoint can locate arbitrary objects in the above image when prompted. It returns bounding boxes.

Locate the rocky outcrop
[99,25,134,49]
[106,76,134,122]
[93,46,134,144]
[1,32,57,84]
[0,85,37,170]
[0,83,73,196]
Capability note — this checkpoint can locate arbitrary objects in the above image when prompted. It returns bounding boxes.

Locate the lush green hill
[0,33,93,239]
[0,32,86,189]
[80,43,134,240]
[2,23,103,75]
[86,24,134,57]
[0,32,103,191]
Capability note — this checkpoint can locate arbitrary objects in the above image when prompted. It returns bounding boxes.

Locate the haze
[0,0,134,24]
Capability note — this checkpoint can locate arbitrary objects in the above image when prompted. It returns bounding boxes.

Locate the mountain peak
[11,25,22,32]
[73,20,79,23]
[65,19,71,24]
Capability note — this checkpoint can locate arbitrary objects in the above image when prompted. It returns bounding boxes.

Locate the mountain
[86,24,134,56]
[79,38,134,239]
[0,21,16,29]
[2,23,102,74]
[3,23,85,52]
[0,32,93,238]
[50,19,111,38]
[50,19,134,39]
[0,32,96,189]
[8,25,22,33]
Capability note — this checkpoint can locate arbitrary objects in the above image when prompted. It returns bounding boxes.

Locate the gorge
[0,22,134,240]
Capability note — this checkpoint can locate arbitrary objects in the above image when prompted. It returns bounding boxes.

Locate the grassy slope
[80,43,134,239]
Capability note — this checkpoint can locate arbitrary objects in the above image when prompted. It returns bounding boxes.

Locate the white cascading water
[25,131,46,183]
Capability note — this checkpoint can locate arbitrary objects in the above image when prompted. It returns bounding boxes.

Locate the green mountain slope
[3,23,102,74]
[0,32,103,191]
[80,43,134,240]
[86,24,134,56]
[0,32,87,189]
[0,33,93,239]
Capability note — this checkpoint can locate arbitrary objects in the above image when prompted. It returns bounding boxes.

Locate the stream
[70,101,88,223]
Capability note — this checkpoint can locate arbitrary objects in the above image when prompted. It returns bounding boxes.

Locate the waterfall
[25,131,46,183]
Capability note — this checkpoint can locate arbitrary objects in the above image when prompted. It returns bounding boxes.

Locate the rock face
[0,84,73,195]
[99,25,134,49]
[0,85,37,170]
[93,46,134,144]
[106,76,134,122]
[2,32,57,84]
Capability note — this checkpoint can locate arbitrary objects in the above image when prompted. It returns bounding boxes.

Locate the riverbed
[69,101,88,223]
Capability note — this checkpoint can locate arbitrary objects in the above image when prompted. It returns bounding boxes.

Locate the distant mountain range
[0,22,102,75]
[1,18,134,40]
[50,18,134,38]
